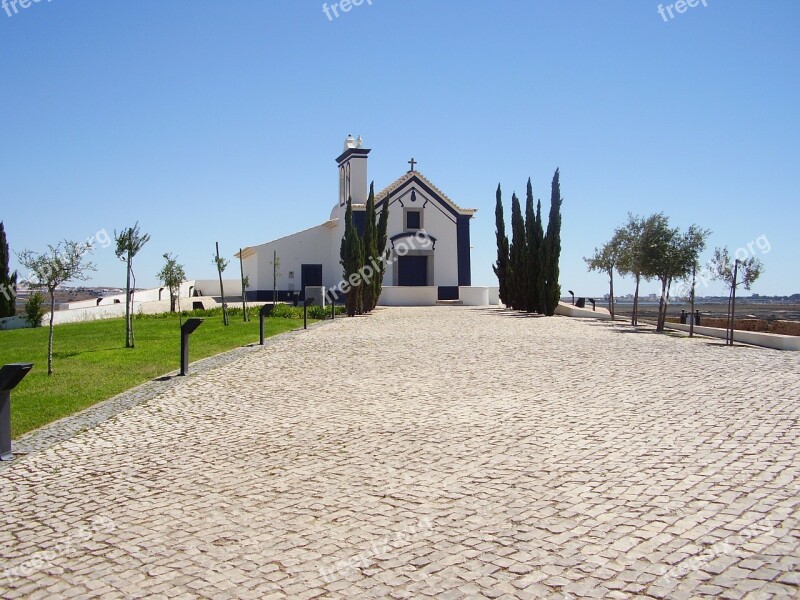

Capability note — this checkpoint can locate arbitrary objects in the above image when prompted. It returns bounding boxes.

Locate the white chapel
[238,136,498,306]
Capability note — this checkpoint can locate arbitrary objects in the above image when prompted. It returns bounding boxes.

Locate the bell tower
[336,134,370,206]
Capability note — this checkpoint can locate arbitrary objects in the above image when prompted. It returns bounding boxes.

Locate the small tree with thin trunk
[616,214,650,326]
[214,242,229,326]
[271,251,280,305]
[239,249,249,321]
[584,231,624,319]
[157,253,186,313]
[711,247,763,345]
[115,223,151,348]
[638,213,678,332]
[17,241,96,375]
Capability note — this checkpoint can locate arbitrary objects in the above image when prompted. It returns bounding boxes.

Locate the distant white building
[238,136,497,306]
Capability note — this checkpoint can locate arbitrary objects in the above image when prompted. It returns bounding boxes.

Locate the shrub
[24,291,45,327]
[134,302,344,321]
[270,303,302,319]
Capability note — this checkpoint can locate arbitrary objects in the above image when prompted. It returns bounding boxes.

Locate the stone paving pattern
[1,307,799,599]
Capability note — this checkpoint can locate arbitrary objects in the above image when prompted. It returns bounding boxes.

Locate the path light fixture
[180,318,204,376]
[0,363,33,461]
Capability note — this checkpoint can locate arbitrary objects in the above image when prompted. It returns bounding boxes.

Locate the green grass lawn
[0,315,309,437]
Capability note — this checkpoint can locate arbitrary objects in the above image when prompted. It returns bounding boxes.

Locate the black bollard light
[259,303,273,345]
[304,297,315,330]
[0,363,33,461]
[180,318,204,376]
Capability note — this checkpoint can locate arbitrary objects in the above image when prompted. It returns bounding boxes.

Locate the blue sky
[1,0,798,297]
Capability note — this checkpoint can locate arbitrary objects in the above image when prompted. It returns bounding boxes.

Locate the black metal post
[729,259,739,346]
[0,363,33,461]
[180,318,204,376]
[259,304,272,345]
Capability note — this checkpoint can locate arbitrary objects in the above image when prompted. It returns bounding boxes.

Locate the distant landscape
[611,297,800,323]
[14,287,800,324]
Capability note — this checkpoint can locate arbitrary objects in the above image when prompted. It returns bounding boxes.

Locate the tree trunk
[689,262,696,338]
[656,278,667,331]
[239,248,248,322]
[660,278,672,331]
[608,270,615,319]
[729,261,739,346]
[125,254,132,347]
[130,271,136,348]
[170,292,176,313]
[631,275,640,326]
[272,250,277,306]
[48,290,55,376]
[216,242,229,326]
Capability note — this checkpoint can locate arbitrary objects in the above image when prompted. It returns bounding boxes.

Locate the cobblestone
[1,307,799,598]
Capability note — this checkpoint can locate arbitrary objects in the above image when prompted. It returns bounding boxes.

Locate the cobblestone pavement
[1,307,799,599]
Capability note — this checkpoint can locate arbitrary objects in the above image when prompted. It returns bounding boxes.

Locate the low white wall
[555,301,612,320]
[666,323,800,351]
[487,287,500,306]
[378,286,438,307]
[47,296,220,325]
[0,315,29,331]
[459,287,489,306]
[192,279,241,298]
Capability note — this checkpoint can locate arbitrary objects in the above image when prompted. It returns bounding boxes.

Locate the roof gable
[375,171,476,217]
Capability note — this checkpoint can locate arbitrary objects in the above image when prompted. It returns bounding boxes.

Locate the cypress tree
[339,197,363,316]
[374,200,389,309]
[533,199,546,314]
[0,222,17,317]
[508,192,527,310]
[361,183,378,312]
[524,179,536,312]
[543,169,563,316]
[492,184,510,307]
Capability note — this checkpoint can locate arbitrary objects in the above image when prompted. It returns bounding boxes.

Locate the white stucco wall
[243,222,338,294]
[377,286,439,306]
[380,182,460,287]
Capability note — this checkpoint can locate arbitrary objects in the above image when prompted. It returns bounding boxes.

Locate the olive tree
[584,231,624,318]
[711,247,763,345]
[157,253,186,313]
[17,241,96,375]
[115,223,151,348]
